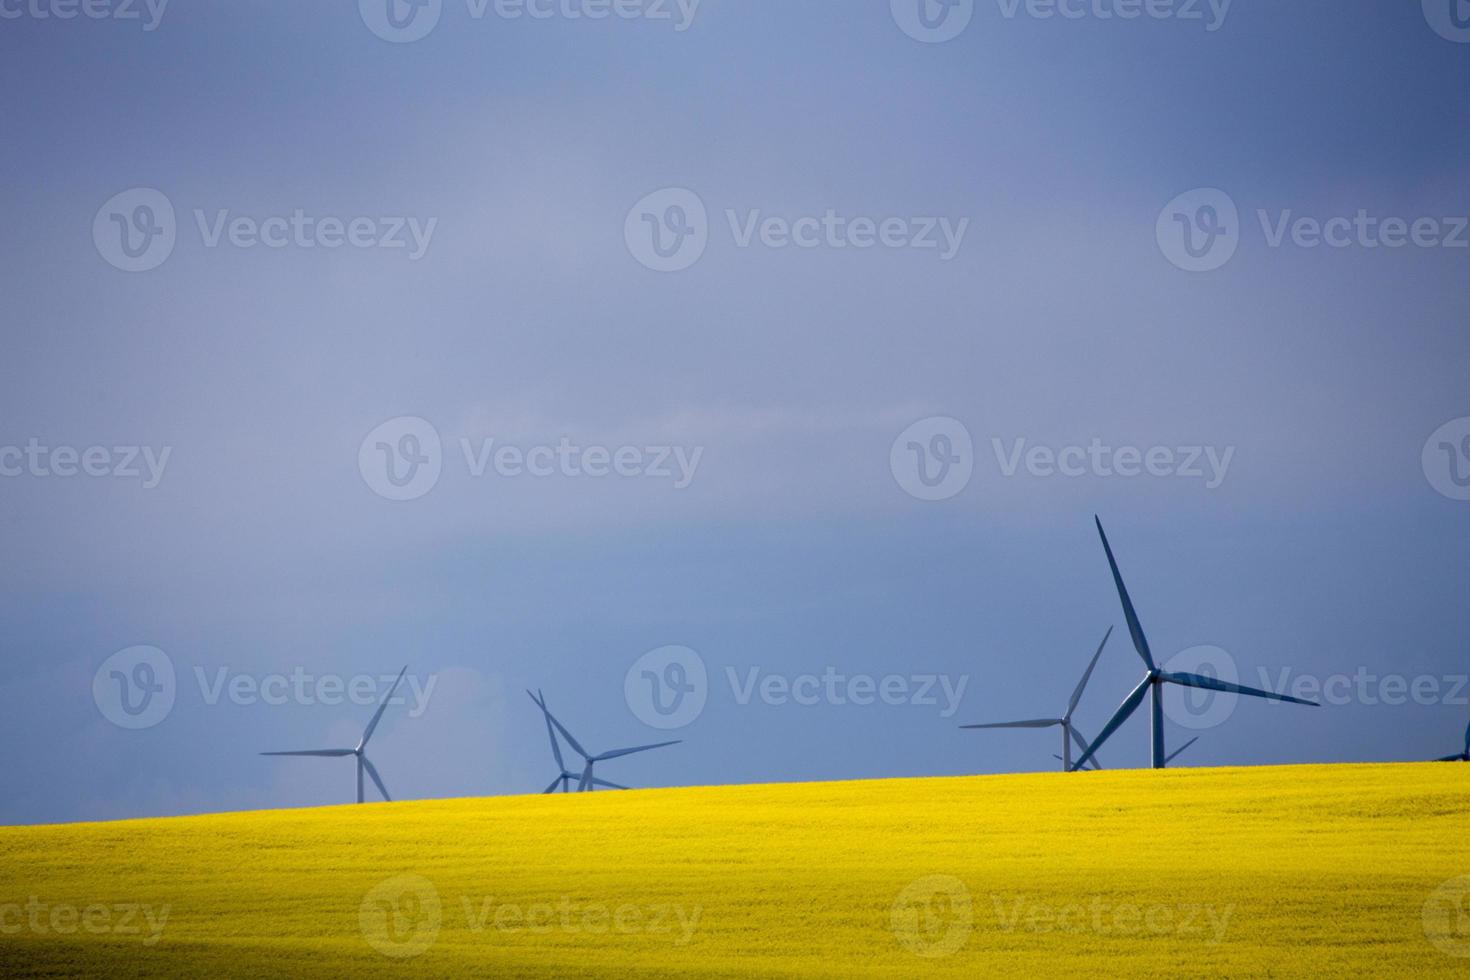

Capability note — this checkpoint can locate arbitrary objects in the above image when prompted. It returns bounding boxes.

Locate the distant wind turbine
[1435,722,1470,762]
[1072,518,1319,771]
[960,627,1114,771]
[528,689,584,792]
[526,690,680,791]
[261,666,407,804]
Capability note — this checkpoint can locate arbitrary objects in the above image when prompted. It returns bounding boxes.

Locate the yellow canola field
[1,762,1468,977]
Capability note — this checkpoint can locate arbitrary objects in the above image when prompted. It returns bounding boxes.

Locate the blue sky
[1,0,1468,823]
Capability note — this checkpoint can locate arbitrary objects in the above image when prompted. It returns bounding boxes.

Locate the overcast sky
[1,0,1468,824]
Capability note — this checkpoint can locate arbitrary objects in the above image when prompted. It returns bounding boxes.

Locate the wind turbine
[261,666,407,804]
[960,627,1114,771]
[526,690,680,791]
[527,689,584,792]
[1434,722,1470,762]
[1072,518,1319,771]
[1055,736,1198,769]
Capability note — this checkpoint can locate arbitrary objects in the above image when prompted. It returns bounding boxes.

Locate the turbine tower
[526,690,680,791]
[261,666,407,804]
[1072,518,1319,771]
[960,627,1114,771]
[1435,722,1470,762]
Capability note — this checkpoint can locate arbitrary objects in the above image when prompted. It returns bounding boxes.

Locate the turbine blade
[1067,626,1114,718]
[1464,720,1469,755]
[543,777,563,794]
[1095,517,1154,671]
[1071,674,1151,771]
[360,666,408,748]
[361,755,391,802]
[528,691,567,770]
[594,740,681,762]
[589,778,629,790]
[1435,754,1465,762]
[1165,736,1199,765]
[958,719,1062,730]
[1160,671,1320,707]
[540,705,591,761]
[577,765,593,792]
[260,749,354,757]
[1068,724,1103,770]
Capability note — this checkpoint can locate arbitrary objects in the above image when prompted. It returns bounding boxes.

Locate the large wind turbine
[1072,518,1319,771]
[526,690,680,791]
[960,627,1114,771]
[1434,722,1470,762]
[261,666,407,804]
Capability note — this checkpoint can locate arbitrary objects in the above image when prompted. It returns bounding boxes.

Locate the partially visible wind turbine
[1055,736,1197,770]
[527,690,680,791]
[960,627,1114,771]
[261,666,407,804]
[1435,722,1470,762]
[528,689,585,792]
[1072,518,1319,771]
